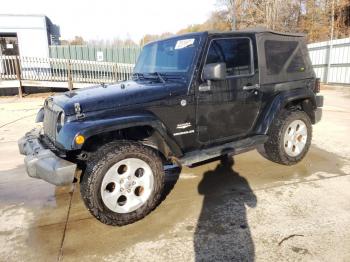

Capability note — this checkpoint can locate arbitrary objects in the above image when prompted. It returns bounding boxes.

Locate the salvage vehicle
[19,29,323,226]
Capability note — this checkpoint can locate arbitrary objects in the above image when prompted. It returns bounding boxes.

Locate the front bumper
[18,128,76,186]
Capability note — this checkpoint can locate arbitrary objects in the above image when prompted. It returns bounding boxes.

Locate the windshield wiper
[159,73,187,83]
[132,72,166,83]
[133,72,185,83]
[148,72,166,83]
[132,72,145,81]
[162,74,185,80]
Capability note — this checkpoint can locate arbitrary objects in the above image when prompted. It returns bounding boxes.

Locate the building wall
[0,14,50,58]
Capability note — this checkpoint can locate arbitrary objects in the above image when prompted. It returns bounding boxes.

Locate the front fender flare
[56,113,182,157]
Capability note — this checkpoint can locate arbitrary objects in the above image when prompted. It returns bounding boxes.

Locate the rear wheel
[262,110,312,165]
[80,141,165,226]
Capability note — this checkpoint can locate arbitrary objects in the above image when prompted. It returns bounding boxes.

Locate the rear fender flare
[255,88,316,134]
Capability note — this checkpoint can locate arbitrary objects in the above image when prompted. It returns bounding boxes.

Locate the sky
[1,0,217,42]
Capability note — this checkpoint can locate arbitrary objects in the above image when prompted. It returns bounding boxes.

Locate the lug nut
[120,188,124,192]
[128,176,131,180]
[132,181,136,185]
[127,189,131,193]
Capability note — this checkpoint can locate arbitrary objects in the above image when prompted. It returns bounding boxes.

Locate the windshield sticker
[175,38,195,49]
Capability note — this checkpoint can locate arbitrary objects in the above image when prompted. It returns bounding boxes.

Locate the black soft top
[155,29,315,85]
[208,28,305,38]
[206,29,313,84]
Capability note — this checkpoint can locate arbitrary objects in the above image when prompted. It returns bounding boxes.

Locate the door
[196,37,262,143]
[0,33,19,75]
[0,33,19,56]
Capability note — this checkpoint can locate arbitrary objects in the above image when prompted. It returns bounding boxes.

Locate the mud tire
[262,110,312,165]
[80,141,165,226]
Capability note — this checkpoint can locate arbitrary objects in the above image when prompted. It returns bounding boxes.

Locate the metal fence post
[113,64,118,82]
[14,56,23,98]
[67,59,73,91]
[326,39,333,84]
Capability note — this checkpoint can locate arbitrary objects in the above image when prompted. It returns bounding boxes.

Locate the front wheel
[80,141,165,226]
[262,110,312,165]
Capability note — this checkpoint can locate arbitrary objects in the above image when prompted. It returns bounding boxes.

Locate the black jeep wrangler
[18,29,323,226]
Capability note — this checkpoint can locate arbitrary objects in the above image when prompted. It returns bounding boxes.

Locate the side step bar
[179,135,268,166]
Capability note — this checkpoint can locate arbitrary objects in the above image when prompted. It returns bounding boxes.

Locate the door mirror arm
[198,81,212,92]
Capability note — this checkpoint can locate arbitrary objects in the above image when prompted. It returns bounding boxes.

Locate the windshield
[134,36,200,75]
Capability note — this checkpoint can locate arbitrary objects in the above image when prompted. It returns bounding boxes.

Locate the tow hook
[77,151,90,160]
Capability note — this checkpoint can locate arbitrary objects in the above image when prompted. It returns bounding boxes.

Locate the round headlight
[56,112,65,133]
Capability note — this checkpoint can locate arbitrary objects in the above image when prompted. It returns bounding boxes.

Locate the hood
[52,80,186,115]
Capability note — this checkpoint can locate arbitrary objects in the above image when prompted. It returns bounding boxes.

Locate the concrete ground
[0,87,350,261]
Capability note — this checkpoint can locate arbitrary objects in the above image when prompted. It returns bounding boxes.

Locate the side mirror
[202,63,227,81]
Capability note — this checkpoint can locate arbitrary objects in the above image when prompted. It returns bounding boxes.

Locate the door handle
[243,84,260,91]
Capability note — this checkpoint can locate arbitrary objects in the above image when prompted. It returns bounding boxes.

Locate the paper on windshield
[175,38,195,49]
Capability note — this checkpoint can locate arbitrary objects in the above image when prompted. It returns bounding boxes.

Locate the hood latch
[74,103,85,120]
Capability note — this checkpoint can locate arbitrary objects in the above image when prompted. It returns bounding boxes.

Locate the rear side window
[206,38,252,77]
[287,49,306,73]
[265,40,301,75]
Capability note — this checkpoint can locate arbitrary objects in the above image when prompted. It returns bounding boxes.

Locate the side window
[206,38,252,77]
[265,40,299,75]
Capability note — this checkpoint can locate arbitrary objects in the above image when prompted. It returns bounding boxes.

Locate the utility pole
[326,0,335,84]
[231,0,236,30]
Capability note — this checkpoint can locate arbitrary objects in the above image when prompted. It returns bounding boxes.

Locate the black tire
[80,141,165,226]
[262,110,312,165]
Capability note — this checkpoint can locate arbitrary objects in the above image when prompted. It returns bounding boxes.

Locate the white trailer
[0,14,60,58]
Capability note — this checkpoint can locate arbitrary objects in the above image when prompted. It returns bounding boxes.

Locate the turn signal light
[75,135,85,145]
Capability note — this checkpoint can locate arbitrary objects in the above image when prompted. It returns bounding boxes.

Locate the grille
[40,134,66,156]
[43,101,61,142]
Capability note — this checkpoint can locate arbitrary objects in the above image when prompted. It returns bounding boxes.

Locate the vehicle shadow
[194,156,257,261]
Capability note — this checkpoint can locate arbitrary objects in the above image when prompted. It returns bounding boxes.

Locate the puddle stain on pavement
[0,145,348,260]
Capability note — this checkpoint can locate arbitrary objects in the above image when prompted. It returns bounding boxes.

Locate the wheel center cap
[296,134,303,142]
[124,181,132,189]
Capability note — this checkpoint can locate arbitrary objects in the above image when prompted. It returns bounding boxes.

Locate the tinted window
[287,49,306,73]
[206,38,252,77]
[265,40,298,75]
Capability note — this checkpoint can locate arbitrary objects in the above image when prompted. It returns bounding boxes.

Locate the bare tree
[139,0,349,44]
